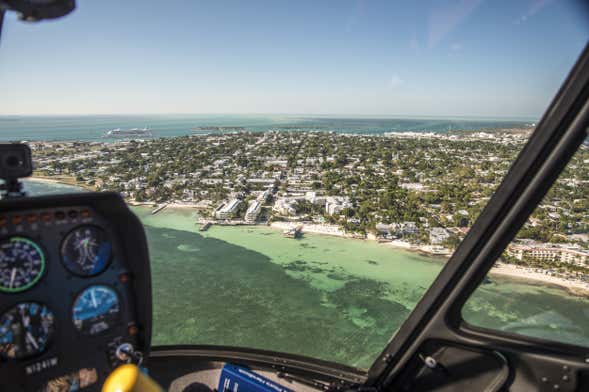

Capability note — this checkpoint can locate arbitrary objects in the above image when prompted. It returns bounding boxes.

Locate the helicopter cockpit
[1,1,589,392]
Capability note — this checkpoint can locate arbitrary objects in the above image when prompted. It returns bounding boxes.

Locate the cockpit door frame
[365,43,589,390]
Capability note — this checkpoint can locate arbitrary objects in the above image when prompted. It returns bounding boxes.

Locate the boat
[104,127,153,138]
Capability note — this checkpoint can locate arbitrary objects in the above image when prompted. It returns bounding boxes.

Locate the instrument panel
[0,193,151,391]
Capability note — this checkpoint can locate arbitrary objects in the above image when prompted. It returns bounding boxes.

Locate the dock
[283,225,303,238]
[151,204,168,215]
[199,221,213,231]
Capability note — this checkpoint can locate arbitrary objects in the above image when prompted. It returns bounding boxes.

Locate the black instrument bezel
[70,283,123,337]
[60,224,114,278]
[0,192,151,391]
[0,300,57,361]
[0,235,48,294]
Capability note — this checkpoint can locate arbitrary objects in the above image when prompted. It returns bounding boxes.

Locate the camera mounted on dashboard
[0,143,32,199]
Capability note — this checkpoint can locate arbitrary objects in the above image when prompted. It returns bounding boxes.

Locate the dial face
[0,237,45,293]
[61,225,112,276]
[72,285,121,335]
[0,302,55,360]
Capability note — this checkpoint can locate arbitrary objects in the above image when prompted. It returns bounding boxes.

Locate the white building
[215,199,241,219]
[247,178,276,186]
[376,223,396,239]
[272,198,298,216]
[305,191,327,205]
[398,221,418,235]
[399,183,427,191]
[257,188,272,203]
[507,243,589,267]
[429,227,450,244]
[325,196,352,216]
[245,200,262,223]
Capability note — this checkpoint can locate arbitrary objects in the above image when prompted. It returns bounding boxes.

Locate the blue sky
[0,0,587,117]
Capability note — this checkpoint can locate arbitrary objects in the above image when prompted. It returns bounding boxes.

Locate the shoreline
[140,209,589,296]
[265,221,589,295]
[489,262,589,296]
[269,221,450,256]
[127,200,207,210]
[270,221,351,238]
[22,187,589,296]
[28,175,96,191]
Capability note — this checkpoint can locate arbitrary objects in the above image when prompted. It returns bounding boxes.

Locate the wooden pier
[283,225,303,238]
[151,204,168,215]
[199,221,213,231]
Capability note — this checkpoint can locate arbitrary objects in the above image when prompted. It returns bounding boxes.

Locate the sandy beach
[489,262,589,295]
[270,221,352,238]
[167,202,204,209]
[28,176,96,191]
[269,221,589,296]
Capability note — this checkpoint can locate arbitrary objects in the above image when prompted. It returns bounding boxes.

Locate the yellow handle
[102,364,163,392]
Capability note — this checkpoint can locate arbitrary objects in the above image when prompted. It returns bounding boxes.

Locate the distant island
[191,126,246,132]
[104,128,153,138]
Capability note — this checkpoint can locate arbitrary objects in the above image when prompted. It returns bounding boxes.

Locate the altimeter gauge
[0,237,45,293]
[0,302,55,360]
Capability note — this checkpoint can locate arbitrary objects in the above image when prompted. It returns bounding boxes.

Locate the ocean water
[0,115,533,142]
[20,180,589,369]
[135,207,589,368]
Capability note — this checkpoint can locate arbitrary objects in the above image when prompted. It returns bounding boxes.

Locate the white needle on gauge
[91,290,98,308]
[26,332,39,350]
[9,268,16,288]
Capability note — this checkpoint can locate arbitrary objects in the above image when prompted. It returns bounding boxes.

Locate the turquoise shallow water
[22,179,86,195]
[21,184,589,369]
[134,207,589,369]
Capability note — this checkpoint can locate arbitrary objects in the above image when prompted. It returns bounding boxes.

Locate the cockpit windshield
[1,0,588,370]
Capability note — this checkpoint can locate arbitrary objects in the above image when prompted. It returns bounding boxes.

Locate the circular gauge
[0,237,45,293]
[72,285,121,335]
[61,225,112,276]
[0,302,55,360]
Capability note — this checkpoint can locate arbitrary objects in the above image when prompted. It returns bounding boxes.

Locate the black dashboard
[0,193,151,392]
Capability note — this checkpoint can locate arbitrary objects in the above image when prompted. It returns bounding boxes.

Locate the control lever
[116,343,144,367]
[102,364,163,392]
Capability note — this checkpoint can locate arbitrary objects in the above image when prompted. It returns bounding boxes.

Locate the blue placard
[218,364,294,392]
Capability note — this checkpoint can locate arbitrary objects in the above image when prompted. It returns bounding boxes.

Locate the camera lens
[0,144,32,179]
[5,155,21,168]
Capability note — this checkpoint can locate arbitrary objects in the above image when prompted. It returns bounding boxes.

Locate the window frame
[366,42,589,389]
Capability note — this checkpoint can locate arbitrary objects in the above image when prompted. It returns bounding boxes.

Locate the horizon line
[0,112,539,122]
